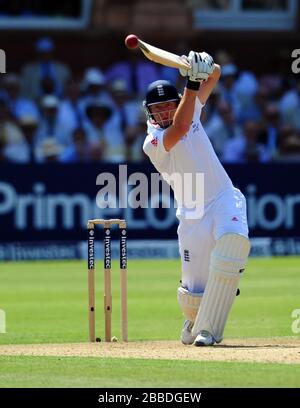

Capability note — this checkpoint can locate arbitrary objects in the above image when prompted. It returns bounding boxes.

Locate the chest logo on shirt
[180,121,200,142]
[192,122,200,133]
[151,137,158,147]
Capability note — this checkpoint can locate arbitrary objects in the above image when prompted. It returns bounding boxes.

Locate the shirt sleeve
[194,97,204,118]
[143,128,169,169]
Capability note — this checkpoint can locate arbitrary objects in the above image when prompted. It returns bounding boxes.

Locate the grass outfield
[0,257,299,387]
[1,357,300,388]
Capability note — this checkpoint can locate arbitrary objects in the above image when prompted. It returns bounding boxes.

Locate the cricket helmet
[143,80,181,128]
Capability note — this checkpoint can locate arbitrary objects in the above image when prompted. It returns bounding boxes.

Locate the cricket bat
[125,34,190,70]
[138,39,190,70]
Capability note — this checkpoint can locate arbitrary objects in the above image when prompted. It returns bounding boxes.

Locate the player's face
[149,101,178,128]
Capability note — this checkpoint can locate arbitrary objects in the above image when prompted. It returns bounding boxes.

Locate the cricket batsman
[143,51,251,346]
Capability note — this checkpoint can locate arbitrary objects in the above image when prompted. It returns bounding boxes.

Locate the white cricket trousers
[177,187,249,294]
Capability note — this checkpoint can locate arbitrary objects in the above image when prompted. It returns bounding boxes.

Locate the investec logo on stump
[120,229,127,269]
[88,229,95,269]
[104,229,111,269]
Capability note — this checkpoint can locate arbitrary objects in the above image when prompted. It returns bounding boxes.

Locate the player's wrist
[186,79,201,91]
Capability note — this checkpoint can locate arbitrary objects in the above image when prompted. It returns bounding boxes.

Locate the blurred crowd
[1,36,300,164]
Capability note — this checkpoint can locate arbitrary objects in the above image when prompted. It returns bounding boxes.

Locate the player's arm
[163,87,198,152]
[164,51,218,152]
[179,50,218,105]
[198,64,221,105]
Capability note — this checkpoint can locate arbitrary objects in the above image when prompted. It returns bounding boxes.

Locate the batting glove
[199,51,214,71]
[179,51,215,82]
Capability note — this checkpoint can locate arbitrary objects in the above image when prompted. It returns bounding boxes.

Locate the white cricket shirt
[143,97,233,218]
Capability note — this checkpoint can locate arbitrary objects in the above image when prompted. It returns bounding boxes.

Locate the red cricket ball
[125,34,139,49]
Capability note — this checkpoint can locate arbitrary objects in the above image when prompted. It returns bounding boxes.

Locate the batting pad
[192,234,250,343]
[177,287,202,322]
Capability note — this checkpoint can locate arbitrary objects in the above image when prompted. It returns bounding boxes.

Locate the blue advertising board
[0,163,299,258]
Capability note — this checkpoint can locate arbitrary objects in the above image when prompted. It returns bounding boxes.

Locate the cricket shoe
[194,330,215,347]
[181,320,196,345]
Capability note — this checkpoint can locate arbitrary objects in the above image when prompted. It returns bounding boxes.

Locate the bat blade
[137,39,190,70]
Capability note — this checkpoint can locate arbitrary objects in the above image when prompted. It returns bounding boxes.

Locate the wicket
[87,218,128,342]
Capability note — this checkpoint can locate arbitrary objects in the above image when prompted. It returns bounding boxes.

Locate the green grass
[0,356,300,388]
[0,258,299,343]
[0,257,299,387]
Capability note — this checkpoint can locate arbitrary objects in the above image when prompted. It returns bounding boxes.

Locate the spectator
[124,106,148,162]
[201,85,221,125]
[37,138,64,163]
[109,79,139,121]
[108,79,141,132]
[0,47,296,165]
[35,95,71,162]
[239,85,270,124]
[234,71,258,122]
[0,74,40,121]
[223,120,269,163]
[219,63,241,118]
[79,68,113,120]
[21,37,71,100]
[0,98,25,163]
[60,127,90,163]
[279,81,300,130]
[57,80,82,134]
[275,126,300,161]
[106,53,161,97]
[261,103,281,159]
[260,73,283,100]
[108,79,144,161]
[204,101,240,159]
[15,114,39,163]
[84,99,125,162]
